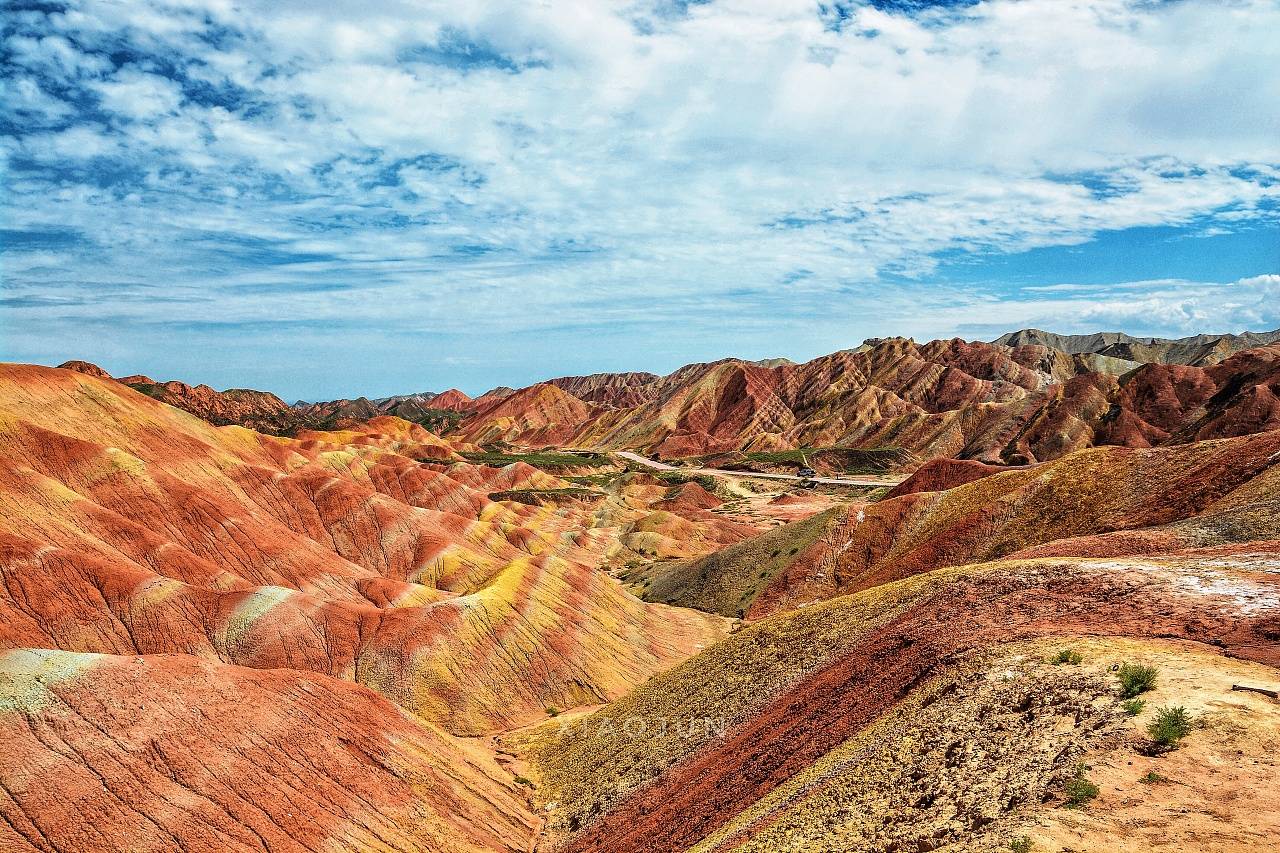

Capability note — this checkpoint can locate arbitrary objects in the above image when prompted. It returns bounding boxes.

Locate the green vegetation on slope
[405,408,466,433]
[690,446,916,475]
[488,488,602,505]
[628,505,846,617]
[462,450,613,469]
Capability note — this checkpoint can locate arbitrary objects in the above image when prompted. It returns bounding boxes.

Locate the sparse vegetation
[513,775,533,786]
[1050,648,1083,665]
[464,450,611,469]
[1010,837,1034,853]
[1063,763,1100,808]
[1117,662,1158,698]
[1121,697,1147,716]
[488,487,599,505]
[1147,705,1193,748]
[691,446,914,475]
[1139,770,1169,784]
[635,505,843,617]
[545,707,560,717]
[407,408,465,434]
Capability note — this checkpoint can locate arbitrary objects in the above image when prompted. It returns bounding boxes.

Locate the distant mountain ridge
[993,326,1280,366]
[453,333,1280,463]
[51,325,1280,463]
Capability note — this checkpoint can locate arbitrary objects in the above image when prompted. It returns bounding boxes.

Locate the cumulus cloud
[1,0,1278,396]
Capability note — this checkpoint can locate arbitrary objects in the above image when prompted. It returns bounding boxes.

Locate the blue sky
[2,0,1278,400]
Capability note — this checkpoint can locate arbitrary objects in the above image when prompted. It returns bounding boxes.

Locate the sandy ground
[1013,636,1280,853]
[710,488,844,526]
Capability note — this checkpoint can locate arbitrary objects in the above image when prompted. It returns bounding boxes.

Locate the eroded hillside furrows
[537,557,1280,853]
[0,364,731,735]
[454,338,1280,463]
[0,650,540,853]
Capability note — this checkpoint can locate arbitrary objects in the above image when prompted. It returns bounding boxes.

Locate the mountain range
[9,327,1279,853]
[59,326,1280,465]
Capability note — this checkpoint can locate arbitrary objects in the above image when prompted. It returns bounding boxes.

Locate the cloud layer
[2,0,1278,396]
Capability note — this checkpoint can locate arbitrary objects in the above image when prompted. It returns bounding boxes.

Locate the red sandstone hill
[644,428,1280,619]
[59,360,304,435]
[456,382,596,446]
[426,387,476,411]
[56,361,484,438]
[516,426,1280,853]
[8,357,1280,853]
[547,371,662,407]
[454,338,1280,463]
[0,362,763,851]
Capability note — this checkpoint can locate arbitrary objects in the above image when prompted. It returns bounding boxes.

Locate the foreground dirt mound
[0,649,537,853]
[693,648,1126,853]
[518,554,1280,853]
[1014,637,1280,853]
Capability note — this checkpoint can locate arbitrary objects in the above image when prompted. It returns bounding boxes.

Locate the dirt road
[613,451,905,488]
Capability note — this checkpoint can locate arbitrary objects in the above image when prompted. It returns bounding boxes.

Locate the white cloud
[2,0,1279,394]
[93,70,183,119]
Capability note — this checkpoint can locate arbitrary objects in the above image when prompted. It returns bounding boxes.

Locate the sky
[2,0,1278,400]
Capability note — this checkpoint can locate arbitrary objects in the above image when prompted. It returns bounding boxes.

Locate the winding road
[613,451,906,488]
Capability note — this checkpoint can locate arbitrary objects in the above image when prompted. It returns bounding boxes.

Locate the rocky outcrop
[994,326,1280,365]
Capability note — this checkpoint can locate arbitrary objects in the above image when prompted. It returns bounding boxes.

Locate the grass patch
[1121,697,1147,716]
[1049,648,1083,665]
[1063,762,1100,808]
[1147,706,1193,748]
[405,408,465,434]
[1117,662,1158,698]
[633,506,844,617]
[488,487,599,505]
[464,450,612,470]
[690,446,914,475]
[563,472,624,487]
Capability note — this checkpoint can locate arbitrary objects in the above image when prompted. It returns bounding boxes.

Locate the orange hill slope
[0,363,725,735]
[0,649,538,853]
[644,429,1280,619]
[454,338,1280,462]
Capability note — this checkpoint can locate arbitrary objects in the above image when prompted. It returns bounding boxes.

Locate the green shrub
[545,707,561,717]
[1063,763,1100,808]
[1139,771,1169,784]
[513,775,532,786]
[1121,698,1147,716]
[1147,706,1193,747]
[1010,837,1034,853]
[1050,648,1083,665]
[1117,662,1158,698]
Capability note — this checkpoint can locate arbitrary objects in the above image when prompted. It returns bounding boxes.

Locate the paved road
[613,451,905,488]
